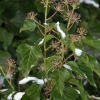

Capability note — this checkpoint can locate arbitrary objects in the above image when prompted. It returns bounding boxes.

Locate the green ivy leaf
[21,93,30,100]
[51,87,64,100]
[0,29,13,50]
[26,83,42,100]
[20,19,37,32]
[82,36,100,51]
[67,61,84,77]
[17,44,42,76]
[78,62,97,87]
[45,34,55,42]
[52,68,71,95]
[81,54,100,77]
[68,78,88,100]
[51,86,79,100]
[63,86,79,100]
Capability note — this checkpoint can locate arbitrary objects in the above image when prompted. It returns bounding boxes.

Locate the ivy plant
[0,0,100,100]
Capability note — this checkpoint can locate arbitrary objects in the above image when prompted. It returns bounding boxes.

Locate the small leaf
[51,68,71,95]
[26,83,42,100]
[78,62,97,87]
[17,44,42,76]
[20,19,37,32]
[45,34,55,42]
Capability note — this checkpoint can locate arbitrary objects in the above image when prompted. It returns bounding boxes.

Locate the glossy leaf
[51,68,71,95]
[17,44,42,76]
[20,19,37,32]
[26,83,42,100]
[78,62,96,87]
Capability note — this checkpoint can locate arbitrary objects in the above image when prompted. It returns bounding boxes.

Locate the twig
[88,95,100,100]
[47,11,57,21]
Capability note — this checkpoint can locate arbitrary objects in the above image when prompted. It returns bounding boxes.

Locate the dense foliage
[0,0,100,100]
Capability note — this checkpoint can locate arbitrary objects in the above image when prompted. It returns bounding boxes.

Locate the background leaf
[0,29,13,50]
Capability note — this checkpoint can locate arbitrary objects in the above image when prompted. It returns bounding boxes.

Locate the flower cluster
[5,58,16,74]
[77,27,87,36]
[26,11,37,20]
[64,10,81,24]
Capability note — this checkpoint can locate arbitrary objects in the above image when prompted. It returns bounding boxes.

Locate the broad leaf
[26,83,42,100]
[82,36,100,51]
[78,62,96,87]
[17,44,42,76]
[63,86,79,100]
[20,19,37,32]
[81,54,100,77]
[0,29,13,50]
[68,78,88,100]
[51,86,79,100]
[67,61,84,77]
[21,93,30,100]
[51,68,71,95]
[51,87,64,100]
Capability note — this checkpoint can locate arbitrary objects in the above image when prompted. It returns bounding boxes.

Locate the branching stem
[0,67,14,90]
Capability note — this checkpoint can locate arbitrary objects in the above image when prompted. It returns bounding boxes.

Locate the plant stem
[33,19,45,28]
[0,67,14,90]
[47,11,57,21]
[88,95,100,100]
[67,8,74,31]
[44,0,49,80]
[65,53,74,62]
[61,42,65,66]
